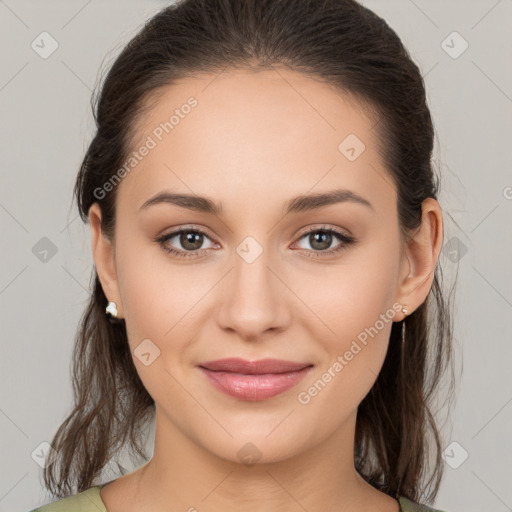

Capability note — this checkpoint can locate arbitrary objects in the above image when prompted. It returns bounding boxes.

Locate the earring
[106,301,118,318]
[401,307,407,344]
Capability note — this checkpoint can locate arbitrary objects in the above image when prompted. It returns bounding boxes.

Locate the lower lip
[199,366,313,401]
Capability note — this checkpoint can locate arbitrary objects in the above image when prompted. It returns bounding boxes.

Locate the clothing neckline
[91,483,408,512]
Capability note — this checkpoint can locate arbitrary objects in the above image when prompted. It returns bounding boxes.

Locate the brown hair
[44,0,456,504]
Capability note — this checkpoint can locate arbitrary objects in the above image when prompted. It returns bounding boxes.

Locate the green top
[29,483,447,512]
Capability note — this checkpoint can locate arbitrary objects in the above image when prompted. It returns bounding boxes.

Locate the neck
[123,408,397,512]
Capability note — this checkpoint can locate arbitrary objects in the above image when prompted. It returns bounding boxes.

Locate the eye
[156,225,356,260]
[292,226,356,257]
[156,227,217,258]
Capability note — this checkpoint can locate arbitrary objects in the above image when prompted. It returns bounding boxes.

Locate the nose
[216,244,291,341]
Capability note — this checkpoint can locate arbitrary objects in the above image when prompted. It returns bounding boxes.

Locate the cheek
[293,245,400,403]
[115,238,216,386]
[294,244,400,346]
[115,252,203,406]
[296,292,397,418]
[115,234,200,334]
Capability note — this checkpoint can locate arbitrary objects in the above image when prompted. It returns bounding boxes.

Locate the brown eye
[179,231,204,251]
[157,228,217,259]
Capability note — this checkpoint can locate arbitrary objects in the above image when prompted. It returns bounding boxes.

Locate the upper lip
[198,358,313,374]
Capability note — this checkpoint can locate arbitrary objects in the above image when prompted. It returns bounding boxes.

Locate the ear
[88,202,123,318]
[395,197,443,320]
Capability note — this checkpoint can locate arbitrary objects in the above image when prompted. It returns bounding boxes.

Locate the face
[96,67,412,465]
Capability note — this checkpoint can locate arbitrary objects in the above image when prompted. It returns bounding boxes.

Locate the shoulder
[27,485,106,512]
[398,496,449,512]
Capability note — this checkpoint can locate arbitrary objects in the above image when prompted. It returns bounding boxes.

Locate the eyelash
[156,225,356,259]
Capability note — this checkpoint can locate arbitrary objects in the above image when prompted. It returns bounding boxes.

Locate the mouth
[197,358,314,401]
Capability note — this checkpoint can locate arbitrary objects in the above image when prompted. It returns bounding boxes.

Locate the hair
[44,0,456,504]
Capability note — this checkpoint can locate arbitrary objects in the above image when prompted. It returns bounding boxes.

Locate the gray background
[1,1,511,511]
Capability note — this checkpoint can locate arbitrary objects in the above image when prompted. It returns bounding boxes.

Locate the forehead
[117,67,395,217]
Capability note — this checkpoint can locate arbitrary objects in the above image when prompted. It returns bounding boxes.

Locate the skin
[89,66,443,512]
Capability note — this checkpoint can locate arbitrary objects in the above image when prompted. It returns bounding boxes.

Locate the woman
[29,0,454,510]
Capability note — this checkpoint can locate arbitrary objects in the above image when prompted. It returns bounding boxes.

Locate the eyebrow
[138,188,374,215]
[285,189,374,214]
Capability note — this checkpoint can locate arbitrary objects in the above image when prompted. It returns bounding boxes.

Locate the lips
[198,358,312,374]
[198,358,314,401]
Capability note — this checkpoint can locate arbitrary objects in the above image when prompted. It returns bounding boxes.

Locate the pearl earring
[106,301,118,318]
